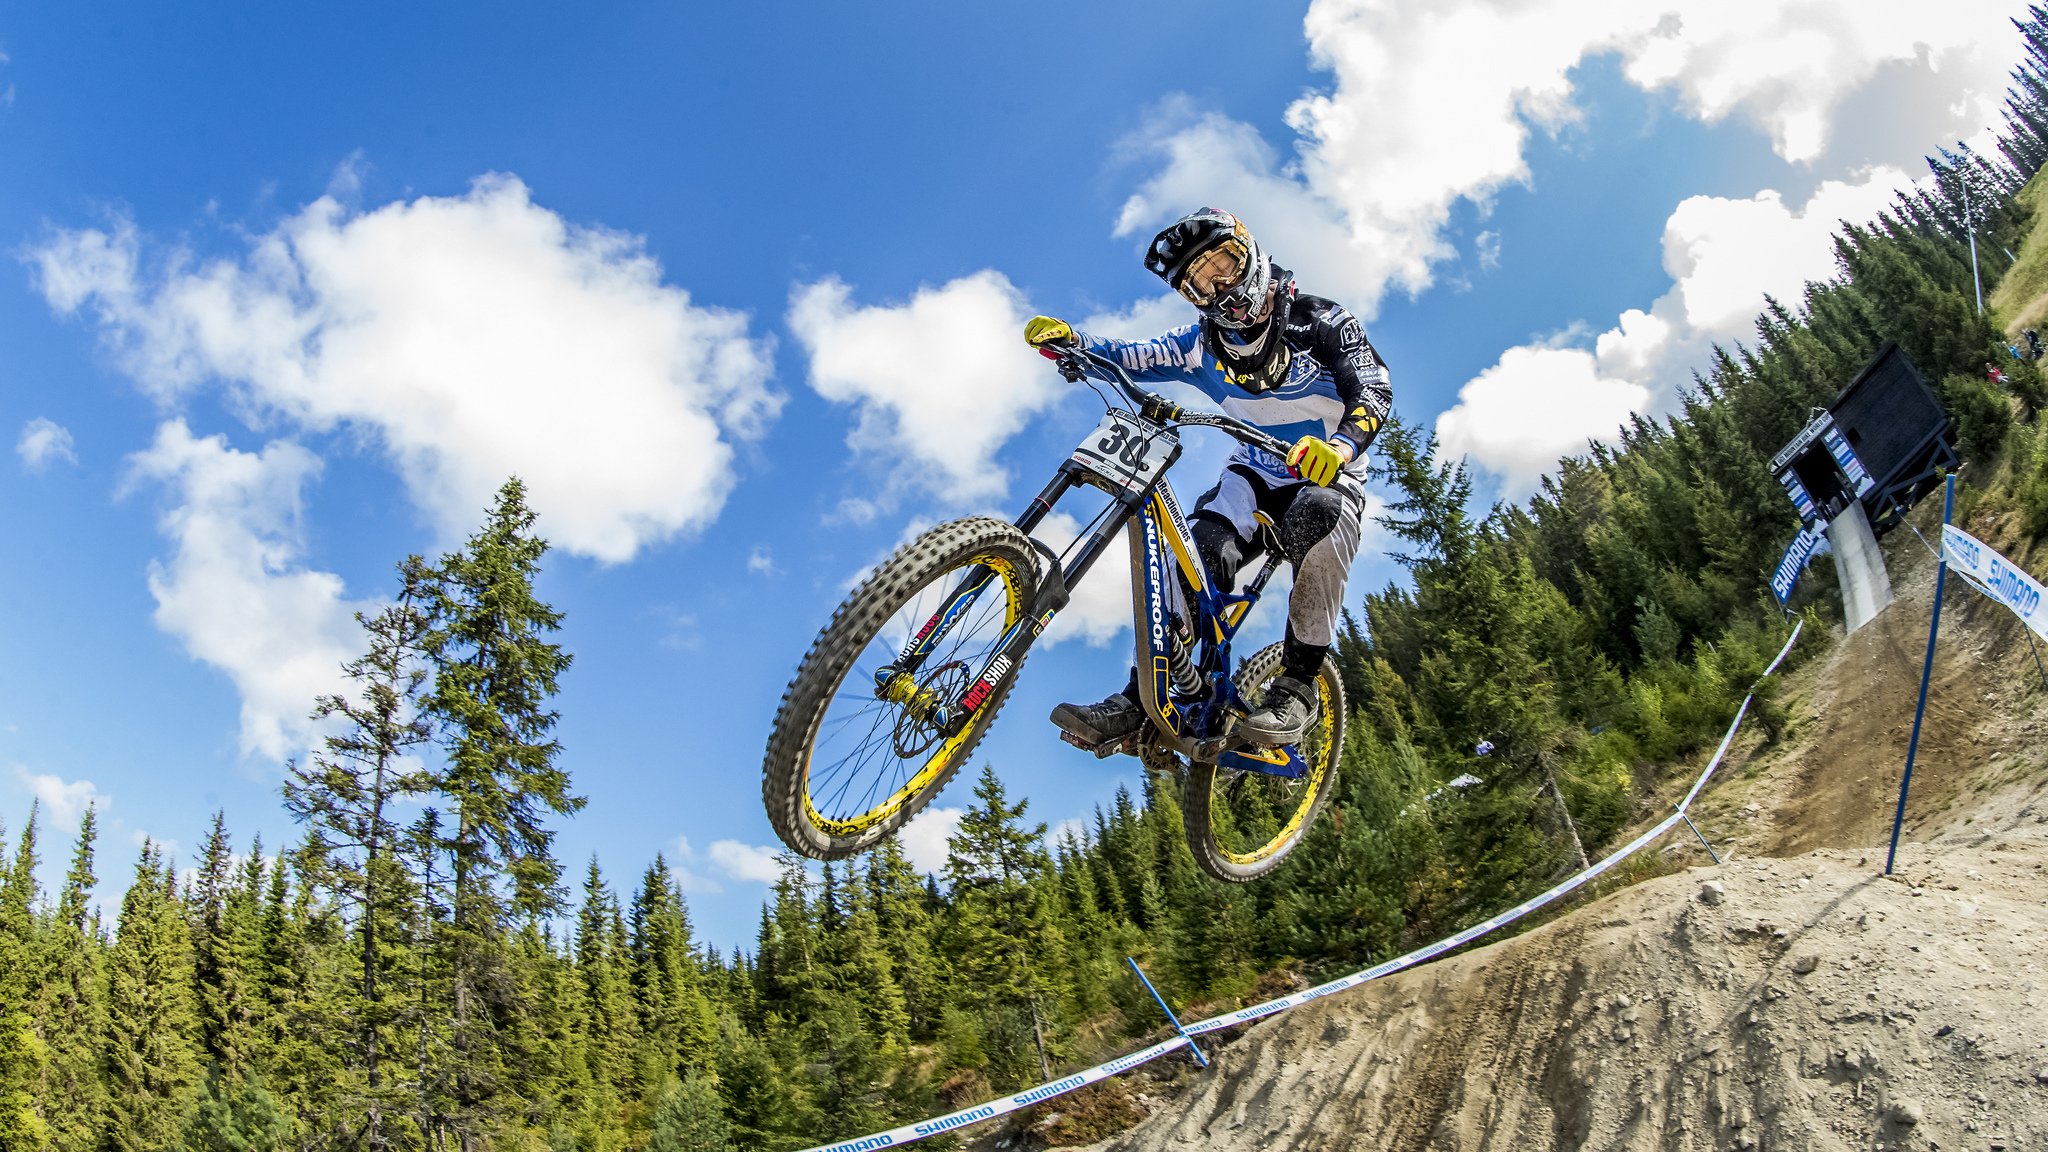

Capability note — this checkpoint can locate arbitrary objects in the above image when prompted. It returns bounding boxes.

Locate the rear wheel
[763,518,1039,859]
[1183,643,1344,883]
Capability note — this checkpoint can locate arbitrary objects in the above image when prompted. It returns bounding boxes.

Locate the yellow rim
[802,554,1025,839]
[1217,674,1335,866]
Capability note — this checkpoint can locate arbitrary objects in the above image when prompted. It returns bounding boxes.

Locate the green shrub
[1942,372,2015,462]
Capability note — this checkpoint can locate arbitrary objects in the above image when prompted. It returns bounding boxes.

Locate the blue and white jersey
[1077,291,1392,486]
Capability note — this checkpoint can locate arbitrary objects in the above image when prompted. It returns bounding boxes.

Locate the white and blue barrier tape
[801,620,1803,1152]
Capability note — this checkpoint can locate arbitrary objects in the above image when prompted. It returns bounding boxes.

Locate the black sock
[1281,631,1326,684]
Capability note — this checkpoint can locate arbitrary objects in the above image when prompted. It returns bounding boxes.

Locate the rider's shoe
[1236,676,1318,746]
[1051,692,1146,746]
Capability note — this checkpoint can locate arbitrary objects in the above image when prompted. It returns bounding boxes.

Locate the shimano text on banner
[1941,525,2048,642]
[1771,526,1824,604]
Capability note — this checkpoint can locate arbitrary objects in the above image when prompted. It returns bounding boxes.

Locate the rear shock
[1165,613,1203,696]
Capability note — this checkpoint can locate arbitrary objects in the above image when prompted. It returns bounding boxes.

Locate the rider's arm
[1073,323,1214,387]
[1313,303,1393,459]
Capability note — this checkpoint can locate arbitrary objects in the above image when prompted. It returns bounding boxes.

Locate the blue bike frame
[883,349,1306,774]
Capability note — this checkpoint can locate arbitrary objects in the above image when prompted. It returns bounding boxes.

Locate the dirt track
[1076,504,2048,1151]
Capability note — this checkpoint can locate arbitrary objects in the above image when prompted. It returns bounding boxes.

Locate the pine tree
[104,841,203,1152]
[645,1075,732,1152]
[283,558,435,1152]
[0,809,46,1148]
[178,1067,292,1152]
[422,478,584,1150]
[189,812,260,1079]
[34,807,109,1151]
[628,858,717,1086]
[942,766,1069,1088]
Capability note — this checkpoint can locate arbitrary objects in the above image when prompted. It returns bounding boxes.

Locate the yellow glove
[1024,315,1076,350]
[1287,435,1348,486]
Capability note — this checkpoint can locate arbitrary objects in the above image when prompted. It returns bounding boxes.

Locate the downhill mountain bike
[762,346,1346,882]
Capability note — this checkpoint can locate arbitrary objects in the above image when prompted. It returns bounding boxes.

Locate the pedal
[1059,729,1135,759]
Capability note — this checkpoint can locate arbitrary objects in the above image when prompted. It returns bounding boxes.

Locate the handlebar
[1056,346,1295,461]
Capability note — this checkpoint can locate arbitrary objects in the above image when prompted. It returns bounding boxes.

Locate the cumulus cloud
[708,838,784,885]
[788,271,1061,504]
[16,418,77,471]
[1618,1,2016,163]
[666,835,724,894]
[1115,0,2018,317]
[1436,345,1653,490]
[29,174,780,563]
[746,546,776,576]
[897,805,962,875]
[125,421,371,760]
[1439,167,1916,491]
[1035,511,1134,649]
[14,768,107,830]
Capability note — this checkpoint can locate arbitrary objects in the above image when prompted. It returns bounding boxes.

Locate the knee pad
[1279,486,1344,565]
[1192,514,1248,594]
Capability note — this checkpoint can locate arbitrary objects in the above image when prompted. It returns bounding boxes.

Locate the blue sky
[0,1,2026,949]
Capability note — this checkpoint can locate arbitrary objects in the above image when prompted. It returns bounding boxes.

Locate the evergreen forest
[13,11,2048,1151]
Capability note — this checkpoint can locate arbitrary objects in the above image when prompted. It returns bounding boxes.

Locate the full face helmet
[1144,208,1273,329]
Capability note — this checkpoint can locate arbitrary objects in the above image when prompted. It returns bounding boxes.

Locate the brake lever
[1056,352,1088,384]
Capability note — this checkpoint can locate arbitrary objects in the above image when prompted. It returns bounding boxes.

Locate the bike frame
[887,349,1304,769]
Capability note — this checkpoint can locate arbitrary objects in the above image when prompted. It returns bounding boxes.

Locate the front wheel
[763,517,1040,859]
[1183,644,1345,883]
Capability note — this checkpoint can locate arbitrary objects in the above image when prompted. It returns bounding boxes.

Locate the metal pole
[1675,805,1721,864]
[1886,473,1955,874]
[1125,957,1207,1068]
[2025,628,2048,693]
[1958,148,1984,316]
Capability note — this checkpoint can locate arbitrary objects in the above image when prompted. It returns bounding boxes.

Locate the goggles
[1175,239,1252,308]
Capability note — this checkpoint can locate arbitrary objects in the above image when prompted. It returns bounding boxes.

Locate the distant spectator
[2027,327,2043,358]
[1987,360,2010,385]
[2009,343,2023,360]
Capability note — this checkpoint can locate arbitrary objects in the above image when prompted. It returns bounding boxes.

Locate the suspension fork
[934,468,1151,736]
[879,466,1086,698]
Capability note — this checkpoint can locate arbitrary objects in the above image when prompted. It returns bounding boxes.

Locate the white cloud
[1658,170,1913,333]
[708,838,784,885]
[29,173,780,563]
[746,546,776,576]
[1436,345,1653,490]
[14,768,107,830]
[1114,0,2019,317]
[667,835,724,894]
[897,805,962,875]
[1440,166,1917,491]
[125,420,370,760]
[1079,292,1196,342]
[1618,1,2016,163]
[16,418,77,471]
[1034,511,1133,649]
[789,271,1060,504]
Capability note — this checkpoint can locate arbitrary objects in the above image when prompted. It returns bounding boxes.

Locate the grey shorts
[1193,465,1366,648]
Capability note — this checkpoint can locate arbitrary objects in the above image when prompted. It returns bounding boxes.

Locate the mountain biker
[1024,207,1393,748]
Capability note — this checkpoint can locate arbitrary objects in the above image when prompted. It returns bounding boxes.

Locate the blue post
[1886,474,1955,875]
[1675,804,1721,864]
[1125,957,1207,1068]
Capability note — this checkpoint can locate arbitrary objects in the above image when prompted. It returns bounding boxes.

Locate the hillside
[1069,496,2048,1151]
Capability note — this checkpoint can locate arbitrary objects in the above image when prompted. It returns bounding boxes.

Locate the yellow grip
[1287,436,1345,486]
[1024,315,1075,348]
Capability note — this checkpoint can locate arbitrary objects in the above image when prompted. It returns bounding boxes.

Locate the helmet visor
[1175,240,1251,307]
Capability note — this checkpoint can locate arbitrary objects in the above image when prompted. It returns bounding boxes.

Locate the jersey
[1076,286,1393,487]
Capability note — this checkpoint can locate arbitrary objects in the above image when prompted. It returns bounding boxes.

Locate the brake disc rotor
[890,661,969,757]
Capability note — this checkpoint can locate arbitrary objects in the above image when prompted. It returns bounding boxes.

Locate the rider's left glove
[1025,316,1077,360]
[1286,435,1348,487]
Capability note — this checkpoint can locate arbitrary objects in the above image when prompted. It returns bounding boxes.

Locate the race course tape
[801,620,1803,1152]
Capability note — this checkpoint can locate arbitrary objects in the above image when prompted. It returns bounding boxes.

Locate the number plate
[1069,411,1180,494]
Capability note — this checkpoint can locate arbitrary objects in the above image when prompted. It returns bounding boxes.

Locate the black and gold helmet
[1144,208,1273,330]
